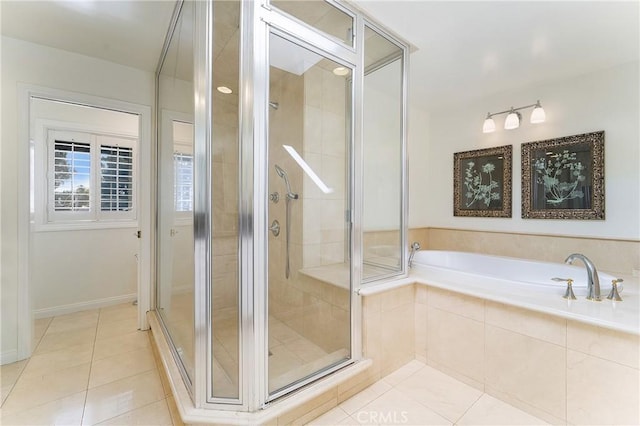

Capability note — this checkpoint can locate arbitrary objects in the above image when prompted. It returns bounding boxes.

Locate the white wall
[364,60,402,231]
[407,104,431,229]
[31,229,138,314]
[29,98,139,317]
[1,37,154,363]
[421,61,639,240]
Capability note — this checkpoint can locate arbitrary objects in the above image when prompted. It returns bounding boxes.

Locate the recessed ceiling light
[217,86,232,94]
[332,67,349,76]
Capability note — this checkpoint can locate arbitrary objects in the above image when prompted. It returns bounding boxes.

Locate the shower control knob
[270,192,280,203]
[269,220,280,237]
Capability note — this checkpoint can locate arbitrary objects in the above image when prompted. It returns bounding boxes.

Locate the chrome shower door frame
[157,0,410,412]
[249,0,362,408]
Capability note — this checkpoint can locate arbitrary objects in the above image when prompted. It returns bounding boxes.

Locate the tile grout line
[452,391,484,425]
[80,308,102,425]
[392,362,480,426]
[0,316,53,409]
[92,397,172,425]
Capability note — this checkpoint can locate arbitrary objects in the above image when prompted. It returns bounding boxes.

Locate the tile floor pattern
[0,303,182,426]
[1,303,549,425]
[308,360,549,425]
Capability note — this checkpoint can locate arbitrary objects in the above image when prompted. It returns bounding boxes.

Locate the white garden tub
[356,250,639,334]
[411,250,621,295]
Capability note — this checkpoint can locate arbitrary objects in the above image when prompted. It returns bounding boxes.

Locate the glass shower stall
[154,0,408,411]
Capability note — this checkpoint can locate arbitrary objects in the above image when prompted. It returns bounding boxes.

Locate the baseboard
[1,349,18,365]
[33,293,137,319]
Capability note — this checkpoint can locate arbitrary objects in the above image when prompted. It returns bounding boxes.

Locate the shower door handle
[269,220,280,237]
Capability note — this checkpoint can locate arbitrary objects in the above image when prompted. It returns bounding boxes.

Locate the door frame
[17,84,153,360]
[253,2,361,405]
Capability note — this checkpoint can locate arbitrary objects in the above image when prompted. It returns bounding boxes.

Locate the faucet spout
[408,242,421,268]
[565,253,601,301]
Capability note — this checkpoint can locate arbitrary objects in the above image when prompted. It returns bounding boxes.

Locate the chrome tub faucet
[408,242,421,268]
[565,253,601,301]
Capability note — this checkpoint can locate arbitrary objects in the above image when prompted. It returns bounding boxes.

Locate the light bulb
[332,67,350,76]
[482,116,496,133]
[530,101,546,124]
[504,110,520,130]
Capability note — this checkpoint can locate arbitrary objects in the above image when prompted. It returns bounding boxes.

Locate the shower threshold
[148,311,372,425]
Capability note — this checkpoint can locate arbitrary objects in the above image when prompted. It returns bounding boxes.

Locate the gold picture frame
[453,145,512,218]
[522,130,604,220]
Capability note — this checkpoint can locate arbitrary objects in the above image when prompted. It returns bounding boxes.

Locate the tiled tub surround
[415,285,640,425]
[409,251,638,334]
[361,276,640,425]
[409,227,640,278]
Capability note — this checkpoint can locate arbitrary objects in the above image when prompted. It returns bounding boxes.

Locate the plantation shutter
[100,144,134,212]
[53,140,91,212]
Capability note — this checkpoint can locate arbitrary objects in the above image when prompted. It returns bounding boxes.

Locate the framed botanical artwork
[453,145,512,217]
[521,130,604,219]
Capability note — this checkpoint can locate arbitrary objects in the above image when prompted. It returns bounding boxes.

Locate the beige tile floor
[308,360,549,425]
[1,303,548,425]
[0,303,182,426]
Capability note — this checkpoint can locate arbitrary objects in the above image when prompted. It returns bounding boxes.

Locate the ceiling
[2,1,638,112]
[354,1,639,111]
[0,1,176,72]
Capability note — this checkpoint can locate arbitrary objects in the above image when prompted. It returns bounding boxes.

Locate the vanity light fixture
[482,100,546,133]
[217,86,232,94]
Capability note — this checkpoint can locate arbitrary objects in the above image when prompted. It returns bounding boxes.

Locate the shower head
[274,164,298,199]
[274,164,286,179]
[269,101,279,110]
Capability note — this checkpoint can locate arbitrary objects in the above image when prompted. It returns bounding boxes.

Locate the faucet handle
[552,277,577,300]
[607,278,624,302]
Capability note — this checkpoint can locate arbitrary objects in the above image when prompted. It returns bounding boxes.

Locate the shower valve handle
[269,220,280,237]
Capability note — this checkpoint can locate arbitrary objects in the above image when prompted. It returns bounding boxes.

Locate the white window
[46,129,137,225]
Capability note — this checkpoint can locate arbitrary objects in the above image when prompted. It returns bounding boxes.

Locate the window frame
[168,116,194,226]
[36,122,139,231]
[48,130,94,222]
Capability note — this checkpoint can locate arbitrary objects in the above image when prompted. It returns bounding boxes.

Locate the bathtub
[359,250,638,335]
[411,250,621,295]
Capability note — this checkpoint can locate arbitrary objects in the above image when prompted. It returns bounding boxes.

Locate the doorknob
[269,220,280,237]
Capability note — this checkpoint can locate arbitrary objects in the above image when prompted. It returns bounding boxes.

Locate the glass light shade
[482,117,496,133]
[530,105,546,123]
[504,111,520,130]
[332,66,350,76]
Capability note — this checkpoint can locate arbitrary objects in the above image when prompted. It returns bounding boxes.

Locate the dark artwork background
[531,143,591,210]
[459,155,504,211]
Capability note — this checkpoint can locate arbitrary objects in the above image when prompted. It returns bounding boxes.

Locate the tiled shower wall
[268,63,351,355]
[409,227,640,276]
[301,64,348,269]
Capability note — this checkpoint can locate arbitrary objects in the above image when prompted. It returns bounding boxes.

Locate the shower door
[266,32,353,398]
